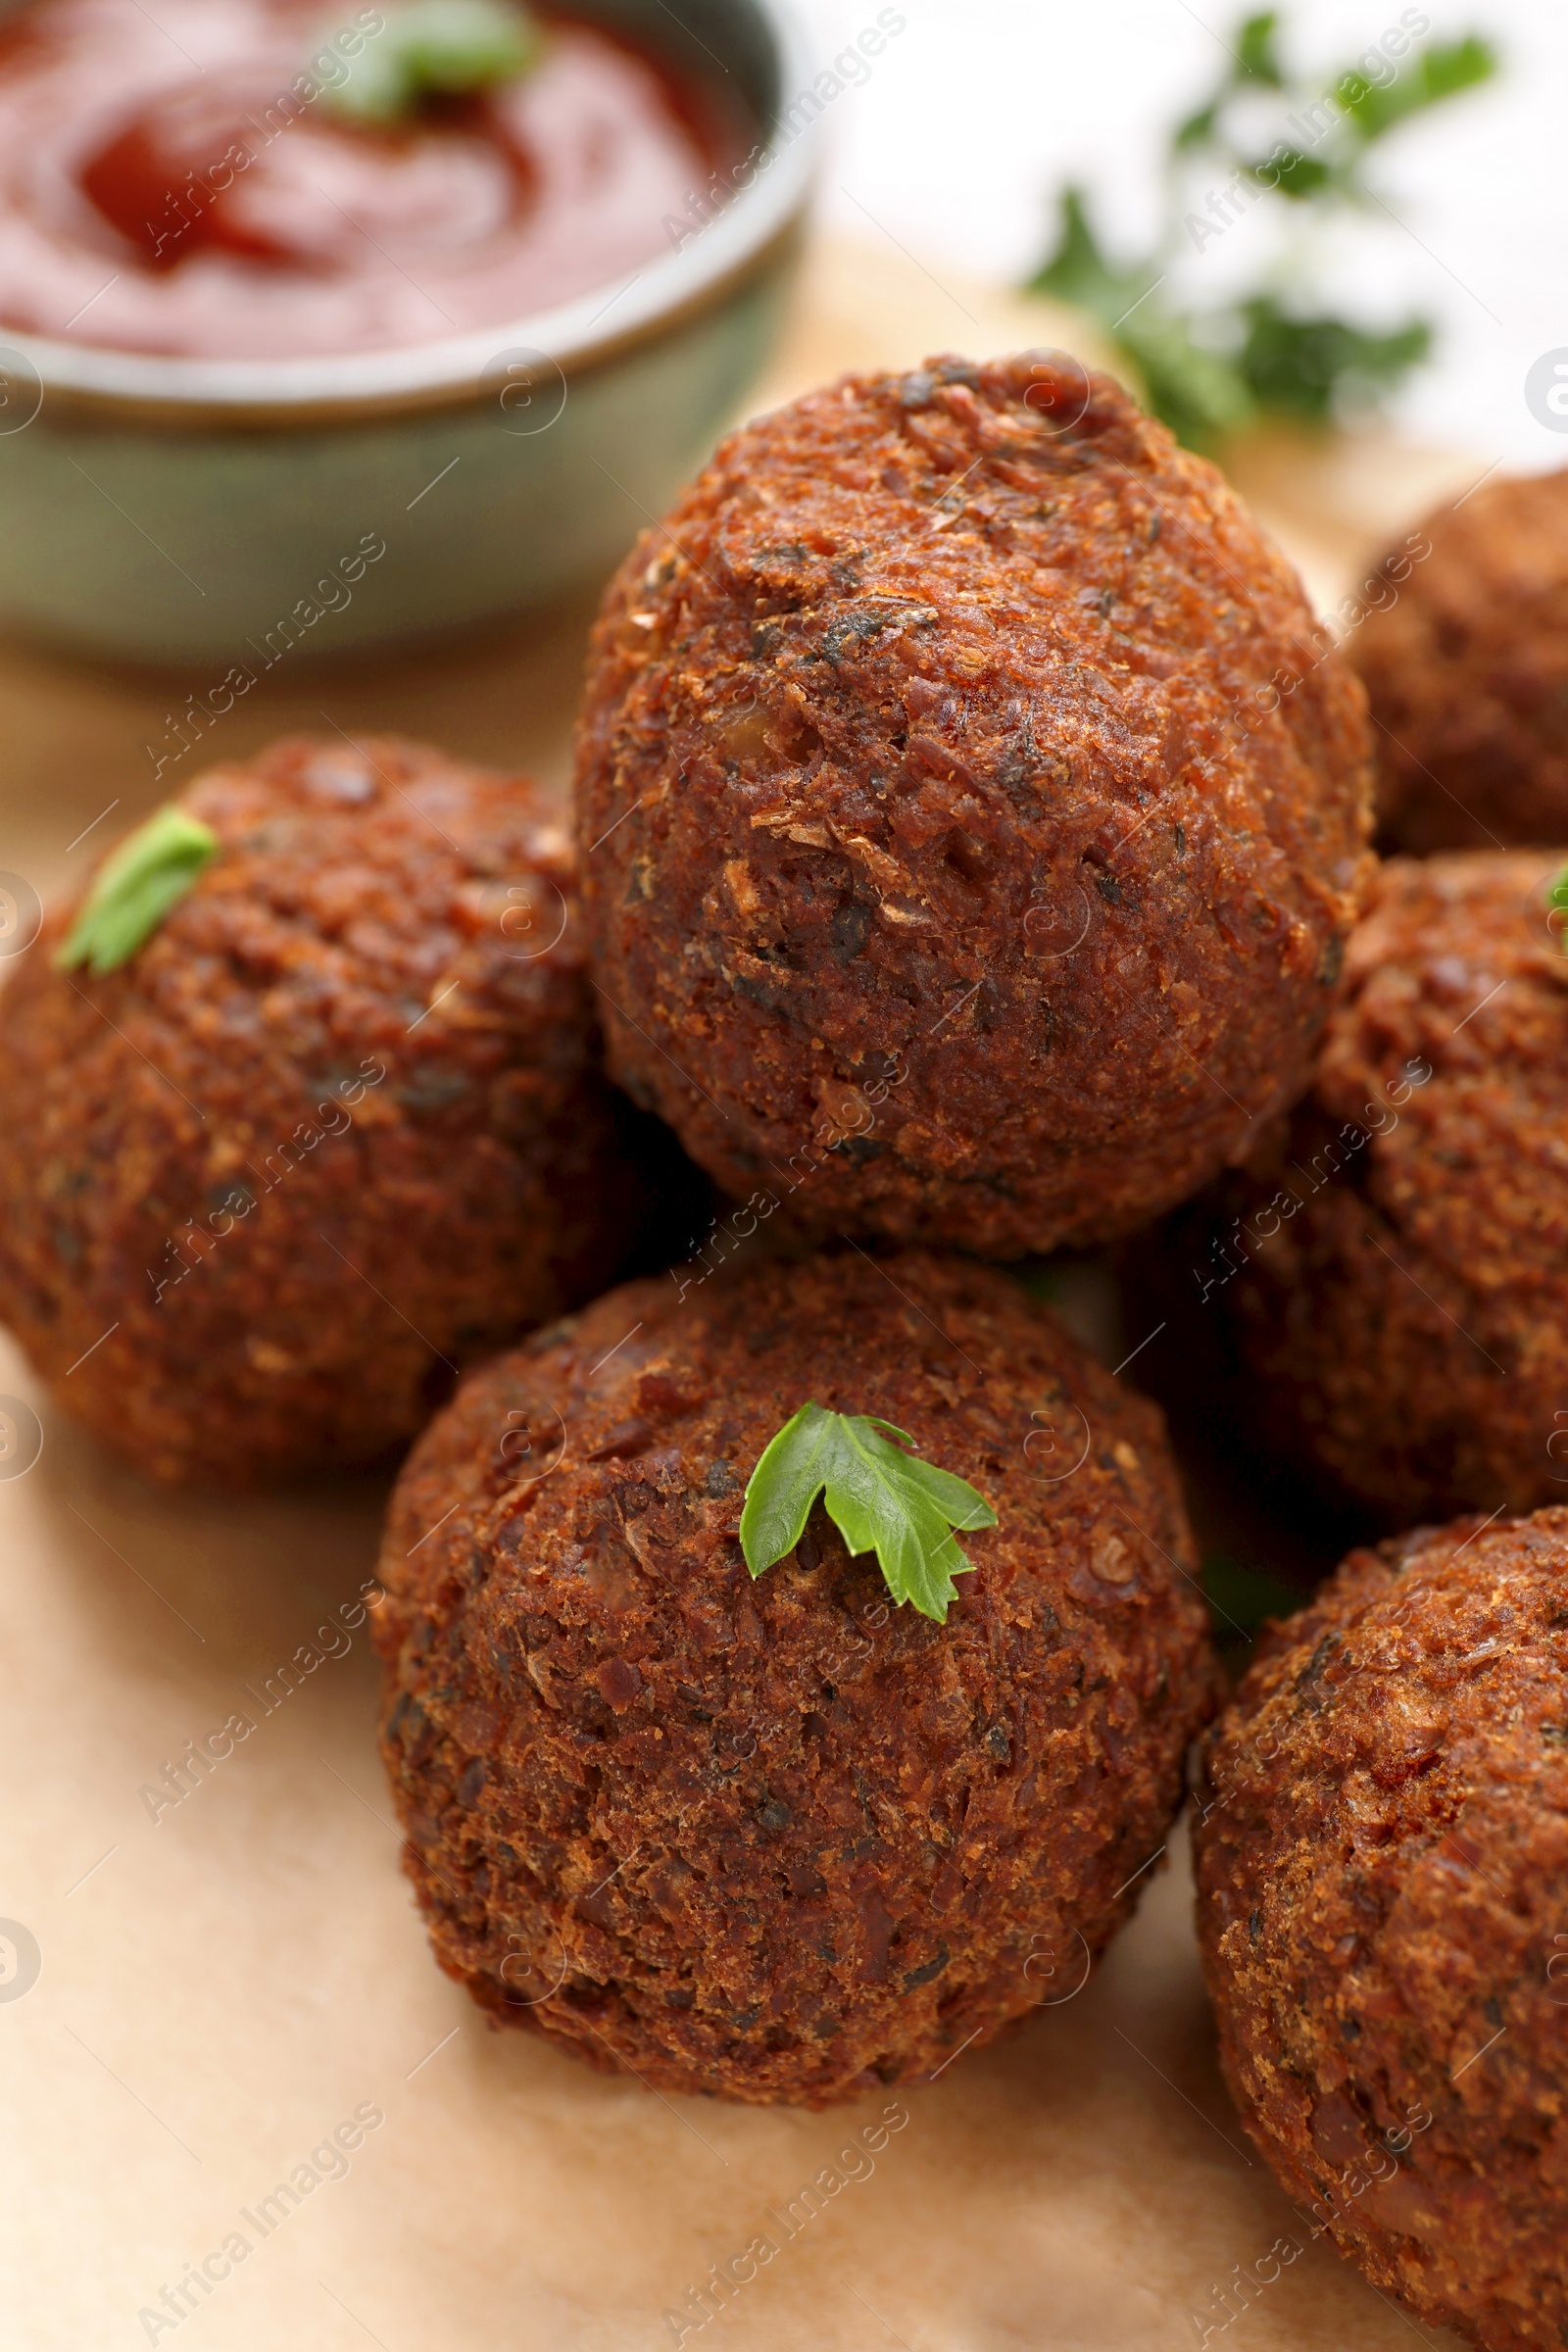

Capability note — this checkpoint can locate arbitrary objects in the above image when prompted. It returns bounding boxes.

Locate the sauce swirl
[0,0,748,358]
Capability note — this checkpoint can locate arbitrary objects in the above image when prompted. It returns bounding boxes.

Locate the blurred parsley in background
[1028,9,1497,448]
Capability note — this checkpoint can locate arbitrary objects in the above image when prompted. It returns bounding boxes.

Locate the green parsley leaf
[1550,868,1568,941]
[1234,11,1285,88]
[1175,8,1282,146]
[1258,143,1334,200]
[739,1400,998,1624]
[1117,303,1255,448]
[1028,190,1255,449]
[54,805,218,976]
[1172,100,1219,152]
[1336,34,1496,144]
[1027,186,1148,323]
[322,0,543,125]
[1026,10,1494,447]
[1237,297,1431,422]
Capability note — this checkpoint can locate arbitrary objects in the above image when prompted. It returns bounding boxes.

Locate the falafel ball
[575,352,1375,1258]
[373,1248,1216,2105]
[1194,1507,1568,2352]
[0,734,647,1484]
[1170,850,1568,1524]
[1352,468,1568,852]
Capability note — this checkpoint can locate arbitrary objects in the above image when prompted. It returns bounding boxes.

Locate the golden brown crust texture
[374,1248,1216,2104]
[574,352,1375,1258]
[1353,469,1568,852]
[0,734,643,1483]
[1195,1508,1568,2352]
[1176,850,1568,1522]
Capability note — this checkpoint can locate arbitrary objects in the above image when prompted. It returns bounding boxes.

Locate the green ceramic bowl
[0,0,816,664]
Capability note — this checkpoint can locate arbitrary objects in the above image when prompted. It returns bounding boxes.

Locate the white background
[787,0,1568,468]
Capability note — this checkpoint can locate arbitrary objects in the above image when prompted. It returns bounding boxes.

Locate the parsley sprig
[323,0,543,125]
[54,805,218,975]
[1028,8,1496,448]
[739,1402,998,1624]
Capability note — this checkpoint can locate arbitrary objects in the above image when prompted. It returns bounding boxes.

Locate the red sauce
[0,0,749,358]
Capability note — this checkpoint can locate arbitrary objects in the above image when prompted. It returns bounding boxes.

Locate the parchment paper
[0,234,1476,2352]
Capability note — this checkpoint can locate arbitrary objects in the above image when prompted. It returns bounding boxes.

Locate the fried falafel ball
[1194,1508,1568,2352]
[0,735,648,1485]
[1170,850,1568,1524]
[574,352,1375,1258]
[373,1248,1216,2105]
[1352,469,1568,853]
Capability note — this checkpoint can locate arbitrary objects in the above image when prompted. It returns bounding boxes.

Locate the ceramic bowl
[0,0,817,664]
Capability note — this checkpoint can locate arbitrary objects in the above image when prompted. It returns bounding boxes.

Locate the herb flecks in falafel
[2,734,651,1485]
[1196,1507,1568,2351]
[741,1400,996,1623]
[374,1250,1216,2105]
[1353,468,1568,851]
[575,352,1376,1259]
[1170,849,1568,1522]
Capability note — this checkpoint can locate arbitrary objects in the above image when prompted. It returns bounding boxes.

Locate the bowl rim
[0,0,820,425]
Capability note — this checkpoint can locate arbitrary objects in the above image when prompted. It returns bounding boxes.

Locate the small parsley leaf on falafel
[740,1400,997,1623]
[54,804,218,976]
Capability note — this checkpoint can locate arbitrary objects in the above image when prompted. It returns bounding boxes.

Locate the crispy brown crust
[1352,470,1568,853]
[573,352,1375,1258]
[1194,1509,1568,2352]
[373,1248,1216,2104]
[0,735,644,1484]
[1174,850,1568,1523]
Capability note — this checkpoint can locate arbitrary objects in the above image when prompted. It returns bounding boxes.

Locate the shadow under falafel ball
[1352,468,1568,854]
[574,352,1375,1259]
[1194,1507,1568,2352]
[372,1249,1216,2106]
[0,735,650,1485]
[1161,850,1568,1526]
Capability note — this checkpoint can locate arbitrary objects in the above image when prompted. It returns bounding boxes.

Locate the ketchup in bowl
[0,0,751,358]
